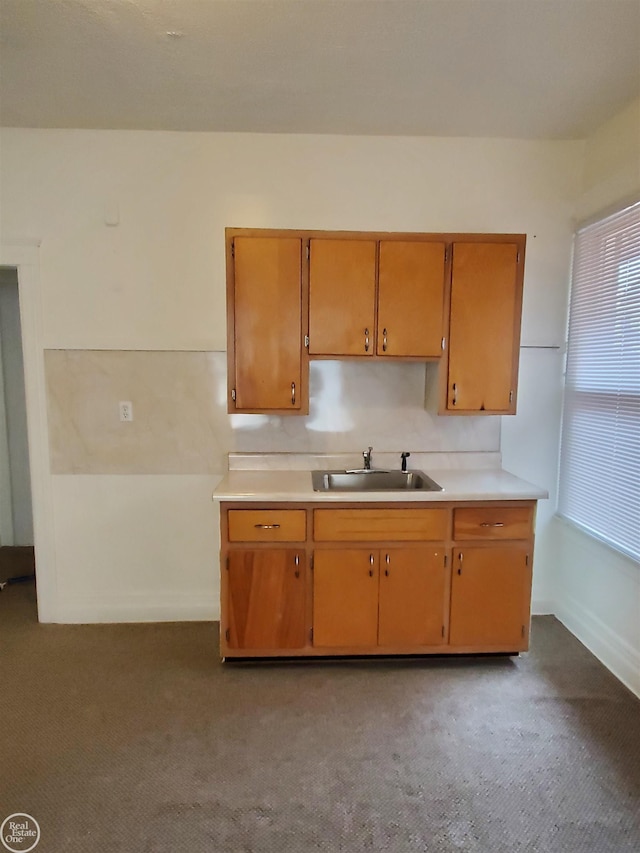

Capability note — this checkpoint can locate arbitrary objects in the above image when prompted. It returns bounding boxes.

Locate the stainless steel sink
[311,469,443,492]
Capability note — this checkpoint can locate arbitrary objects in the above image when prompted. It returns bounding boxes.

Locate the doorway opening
[0,267,35,606]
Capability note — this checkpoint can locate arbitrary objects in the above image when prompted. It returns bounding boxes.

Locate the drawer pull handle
[254,523,280,529]
[480,522,505,528]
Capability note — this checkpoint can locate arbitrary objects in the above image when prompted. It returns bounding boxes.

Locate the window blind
[558,200,640,563]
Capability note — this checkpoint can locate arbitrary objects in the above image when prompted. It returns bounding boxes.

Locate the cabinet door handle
[382,328,388,352]
[457,551,463,575]
[254,523,280,529]
[480,522,505,528]
[291,382,296,405]
[364,328,370,352]
[294,554,300,565]
[369,553,374,576]
[452,383,457,406]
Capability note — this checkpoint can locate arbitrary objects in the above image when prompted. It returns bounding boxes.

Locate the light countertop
[213,468,548,503]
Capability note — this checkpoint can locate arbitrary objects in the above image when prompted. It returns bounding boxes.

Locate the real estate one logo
[1,814,40,852]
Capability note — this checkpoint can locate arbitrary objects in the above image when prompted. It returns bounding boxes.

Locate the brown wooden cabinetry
[312,506,449,653]
[449,504,533,651]
[226,234,308,414]
[378,548,448,646]
[221,506,310,655]
[377,241,447,358]
[308,239,377,356]
[226,549,306,650]
[449,546,531,649]
[442,239,525,415]
[219,499,536,660]
[313,549,379,647]
[308,237,446,358]
[313,546,448,649]
[226,229,525,416]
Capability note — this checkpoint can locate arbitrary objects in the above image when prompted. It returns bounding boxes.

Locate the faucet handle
[401,451,411,472]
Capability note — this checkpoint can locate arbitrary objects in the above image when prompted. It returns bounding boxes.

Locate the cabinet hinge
[306,245,310,260]
[441,625,445,638]
[304,334,309,348]
[526,553,529,566]
[444,554,448,567]
[309,627,314,643]
[231,389,236,402]
[521,625,525,638]
[509,390,514,403]
[225,628,230,641]
[444,247,449,262]
[310,554,314,571]
[231,241,235,258]
[516,250,520,263]
[226,556,229,571]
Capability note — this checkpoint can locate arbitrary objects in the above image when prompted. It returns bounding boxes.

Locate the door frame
[0,244,57,621]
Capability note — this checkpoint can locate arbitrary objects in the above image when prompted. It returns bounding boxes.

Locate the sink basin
[311,469,443,492]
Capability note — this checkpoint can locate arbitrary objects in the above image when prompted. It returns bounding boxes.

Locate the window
[558,201,640,563]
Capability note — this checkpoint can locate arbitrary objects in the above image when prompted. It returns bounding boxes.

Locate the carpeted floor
[1,580,639,853]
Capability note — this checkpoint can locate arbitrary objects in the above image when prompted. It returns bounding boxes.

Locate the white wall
[0,267,34,545]
[0,128,581,623]
[553,98,640,697]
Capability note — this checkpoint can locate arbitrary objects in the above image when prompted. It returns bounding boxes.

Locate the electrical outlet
[119,401,133,422]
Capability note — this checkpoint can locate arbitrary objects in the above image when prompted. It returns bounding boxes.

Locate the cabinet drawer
[228,510,306,542]
[313,508,448,542]
[453,506,533,540]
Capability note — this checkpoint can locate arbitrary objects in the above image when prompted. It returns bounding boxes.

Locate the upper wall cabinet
[308,237,446,358]
[227,234,308,414]
[441,239,525,415]
[378,240,447,358]
[225,229,526,416]
[308,239,377,356]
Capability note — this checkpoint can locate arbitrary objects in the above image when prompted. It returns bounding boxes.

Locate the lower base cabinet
[313,548,448,648]
[220,501,536,659]
[226,549,306,650]
[449,546,532,649]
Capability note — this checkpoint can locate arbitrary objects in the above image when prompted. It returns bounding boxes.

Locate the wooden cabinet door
[378,548,448,646]
[449,546,532,649]
[227,549,306,649]
[377,241,446,357]
[231,236,304,411]
[313,549,379,647]
[308,239,376,356]
[447,242,523,413]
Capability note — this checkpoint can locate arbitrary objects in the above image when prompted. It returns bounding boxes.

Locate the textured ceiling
[1,0,639,139]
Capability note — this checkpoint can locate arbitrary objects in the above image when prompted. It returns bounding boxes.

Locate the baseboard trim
[531,598,554,615]
[54,593,219,624]
[554,594,640,699]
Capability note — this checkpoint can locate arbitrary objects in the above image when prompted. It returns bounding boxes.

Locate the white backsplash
[46,351,501,474]
[232,361,500,453]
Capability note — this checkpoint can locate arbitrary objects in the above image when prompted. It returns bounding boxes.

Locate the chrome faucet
[363,446,373,470]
